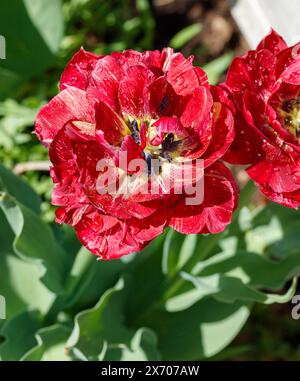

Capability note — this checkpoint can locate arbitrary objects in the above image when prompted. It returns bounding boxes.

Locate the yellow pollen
[280,98,300,139]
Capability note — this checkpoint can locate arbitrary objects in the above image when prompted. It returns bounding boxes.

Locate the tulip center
[128,118,182,175]
[280,97,300,141]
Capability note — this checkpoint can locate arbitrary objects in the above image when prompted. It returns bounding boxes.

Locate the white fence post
[230,0,300,48]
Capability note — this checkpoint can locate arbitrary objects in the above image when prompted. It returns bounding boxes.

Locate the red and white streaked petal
[149,76,184,117]
[247,157,300,208]
[141,50,165,76]
[112,50,144,69]
[224,110,265,165]
[119,65,155,118]
[49,124,160,220]
[180,87,213,130]
[194,67,209,88]
[87,192,162,220]
[75,210,166,260]
[35,87,94,146]
[151,116,187,145]
[203,100,235,167]
[256,29,288,55]
[276,42,300,85]
[88,55,124,111]
[226,49,277,97]
[95,100,129,145]
[165,52,202,96]
[168,162,238,234]
[60,48,101,91]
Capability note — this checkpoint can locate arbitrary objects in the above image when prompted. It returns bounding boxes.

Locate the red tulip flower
[35,48,237,259]
[224,30,300,208]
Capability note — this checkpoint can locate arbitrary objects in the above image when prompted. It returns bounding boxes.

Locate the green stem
[43,251,96,325]
[133,180,257,326]
[161,232,221,301]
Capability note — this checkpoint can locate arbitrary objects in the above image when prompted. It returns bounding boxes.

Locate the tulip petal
[168,162,238,234]
[35,87,94,146]
[60,48,100,91]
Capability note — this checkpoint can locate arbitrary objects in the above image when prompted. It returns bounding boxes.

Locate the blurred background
[0,0,300,360]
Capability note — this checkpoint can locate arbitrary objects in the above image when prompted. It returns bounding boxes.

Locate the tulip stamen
[159,95,168,112]
[280,97,300,143]
[144,152,153,176]
[130,119,140,144]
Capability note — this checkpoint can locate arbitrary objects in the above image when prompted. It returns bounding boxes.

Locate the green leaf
[0,0,64,98]
[22,324,72,361]
[67,274,160,361]
[24,0,64,54]
[0,192,71,293]
[66,279,132,360]
[101,328,160,361]
[172,271,298,308]
[0,162,41,214]
[0,99,42,150]
[0,310,41,360]
[170,24,202,49]
[164,246,299,313]
[63,247,126,312]
[193,250,300,291]
[124,234,167,323]
[162,229,187,275]
[0,253,55,320]
[122,233,251,360]
[202,52,234,85]
[146,298,250,360]
[45,247,126,323]
[0,209,54,320]
[267,232,300,259]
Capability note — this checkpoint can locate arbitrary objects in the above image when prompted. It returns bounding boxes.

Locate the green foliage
[0,165,299,360]
[0,0,299,362]
[202,52,234,85]
[0,0,64,99]
[170,24,202,50]
[62,0,155,55]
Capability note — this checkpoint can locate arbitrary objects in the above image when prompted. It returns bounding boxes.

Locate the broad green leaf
[22,324,72,361]
[0,192,71,293]
[0,162,41,214]
[67,279,133,361]
[268,232,300,259]
[169,271,298,309]
[163,246,300,313]
[46,247,126,322]
[165,274,220,312]
[0,0,63,75]
[124,234,167,323]
[0,0,64,98]
[162,230,202,276]
[24,0,64,54]
[0,210,54,319]
[101,328,160,361]
[193,250,300,290]
[0,310,41,360]
[170,23,202,49]
[145,298,250,360]
[64,247,126,312]
[123,232,251,360]
[0,253,55,320]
